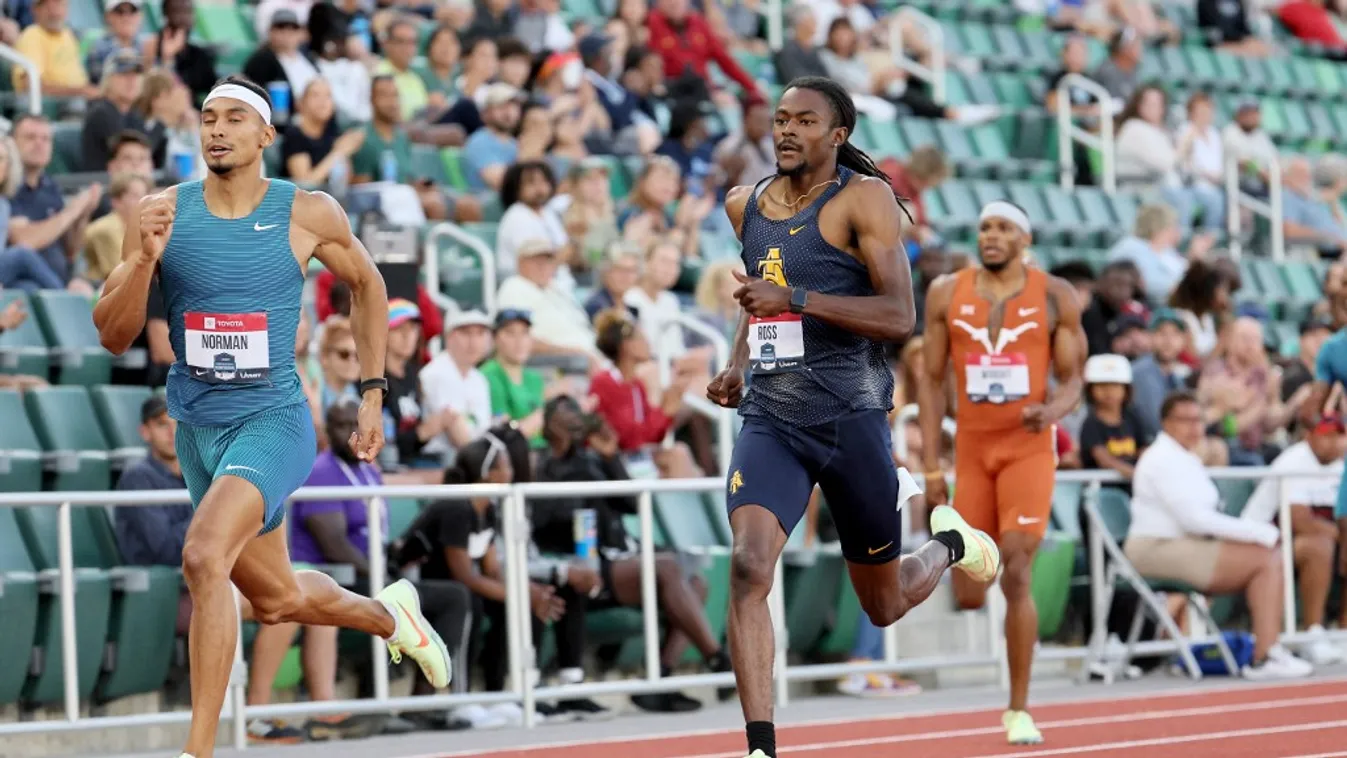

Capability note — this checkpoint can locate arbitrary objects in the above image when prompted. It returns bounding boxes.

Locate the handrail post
[58,501,78,723]
[891,9,946,105]
[1222,153,1285,261]
[501,488,528,723]
[637,492,660,681]
[367,495,389,701]
[1056,74,1116,193]
[0,45,41,115]
[230,586,248,751]
[771,557,788,707]
[422,222,498,315]
[1276,475,1295,635]
[1226,153,1242,259]
[765,0,783,51]
[1269,158,1285,262]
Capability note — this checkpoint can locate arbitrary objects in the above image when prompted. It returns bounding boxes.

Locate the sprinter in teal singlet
[93,76,450,758]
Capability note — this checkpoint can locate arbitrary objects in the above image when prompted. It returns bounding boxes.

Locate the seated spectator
[580,33,661,156]
[113,396,190,567]
[1278,0,1346,52]
[1280,314,1333,428]
[1223,100,1279,189]
[1091,27,1143,102]
[314,268,445,366]
[1045,34,1101,119]
[242,9,320,126]
[1080,354,1150,491]
[14,0,96,96]
[514,0,574,54]
[646,0,763,103]
[144,0,218,105]
[1168,259,1231,360]
[497,239,599,357]
[656,102,717,194]
[134,69,199,176]
[1282,155,1347,253]
[626,238,713,377]
[385,299,443,468]
[461,83,523,192]
[420,309,494,457]
[714,97,774,191]
[80,48,147,172]
[0,135,62,294]
[311,24,370,125]
[1198,317,1292,465]
[589,310,701,478]
[317,315,360,412]
[10,115,101,293]
[402,429,605,724]
[480,309,547,443]
[1127,391,1312,680]
[1242,414,1347,665]
[547,102,594,181]
[82,172,150,284]
[0,300,47,390]
[1082,261,1147,355]
[431,37,501,136]
[282,78,365,187]
[775,6,827,83]
[417,25,460,109]
[1198,0,1275,56]
[693,259,746,342]
[1131,308,1194,436]
[1176,92,1227,225]
[556,158,621,270]
[497,160,570,280]
[584,242,642,321]
[1115,85,1223,233]
[1107,204,1212,306]
[253,0,315,41]
[87,0,146,85]
[618,156,709,258]
[374,16,430,122]
[612,0,651,48]
[885,145,950,251]
[535,395,731,712]
[351,76,478,222]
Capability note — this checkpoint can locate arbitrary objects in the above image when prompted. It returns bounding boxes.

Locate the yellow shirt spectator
[373,59,428,122]
[13,23,88,92]
[82,211,123,283]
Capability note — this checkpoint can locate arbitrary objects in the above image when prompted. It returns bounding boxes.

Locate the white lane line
[964,719,1347,758]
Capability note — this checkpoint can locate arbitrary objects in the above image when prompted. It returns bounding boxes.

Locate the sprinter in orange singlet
[917,201,1084,746]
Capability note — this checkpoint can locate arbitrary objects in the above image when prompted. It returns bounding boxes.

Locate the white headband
[979,201,1032,235]
[202,84,273,125]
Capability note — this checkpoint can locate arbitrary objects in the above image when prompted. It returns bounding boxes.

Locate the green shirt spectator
[351,122,414,183]
[480,358,546,444]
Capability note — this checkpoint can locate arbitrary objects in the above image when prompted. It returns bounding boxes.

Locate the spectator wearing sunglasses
[479,309,548,445]
[317,316,361,412]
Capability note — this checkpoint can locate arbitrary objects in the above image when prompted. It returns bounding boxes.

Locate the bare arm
[1041,276,1085,424]
[799,178,915,341]
[445,544,508,602]
[918,275,955,475]
[297,191,388,391]
[10,200,91,252]
[305,511,371,574]
[94,190,175,355]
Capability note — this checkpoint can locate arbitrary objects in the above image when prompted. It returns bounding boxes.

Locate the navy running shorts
[726,409,901,564]
[175,402,317,535]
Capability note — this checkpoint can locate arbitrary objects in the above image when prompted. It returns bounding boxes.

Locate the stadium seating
[24,387,113,492]
[89,385,152,472]
[0,505,41,706]
[0,389,43,493]
[29,293,112,387]
[0,290,52,380]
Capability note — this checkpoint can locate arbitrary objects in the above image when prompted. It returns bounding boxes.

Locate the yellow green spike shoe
[377,578,453,688]
[1003,709,1044,745]
[929,505,1001,582]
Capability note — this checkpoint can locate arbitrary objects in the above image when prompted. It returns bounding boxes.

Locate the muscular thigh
[231,522,300,605]
[990,430,1055,538]
[817,411,902,564]
[726,417,817,539]
[183,473,269,569]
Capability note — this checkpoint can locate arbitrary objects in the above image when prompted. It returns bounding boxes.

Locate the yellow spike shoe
[377,578,453,688]
[1003,709,1044,745]
[929,505,1001,583]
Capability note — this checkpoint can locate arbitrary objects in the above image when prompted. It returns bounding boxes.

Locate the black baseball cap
[140,395,168,423]
[494,308,532,331]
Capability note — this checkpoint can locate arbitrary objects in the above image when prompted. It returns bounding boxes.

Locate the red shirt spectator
[588,368,672,452]
[1278,0,1345,48]
[882,158,926,228]
[314,269,444,364]
[646,0,760,99]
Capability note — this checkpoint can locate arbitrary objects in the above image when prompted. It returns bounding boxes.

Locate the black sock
[746,720,776,757]
[708,648,732,672]
[933,530,965,564]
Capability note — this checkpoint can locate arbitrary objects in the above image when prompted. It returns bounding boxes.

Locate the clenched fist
[138,194,176,265]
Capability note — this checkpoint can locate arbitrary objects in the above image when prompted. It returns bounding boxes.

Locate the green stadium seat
[29,292,112,386]
[409,144,447,184]
[989,72,1035,109]
[386,498,422,541]
[67,0,103,35]
[1005,183,1062,243]
[1182,47,1220,89]
[957,23,996,61]
[814,572,861,658]
[863,118,909,160]
[784,553,845,656]
[653,491,722,550]
[0,390,42,493]
[935,181,980,235]
[24,387,112,492]
[700,491,732,547]
[0,508,41,705]
[934,121,994,179]
[1271,320,1300,359]
[1216,478,1255,517]
[1031,531,1075,639]
[194,0,255,47]
[0,290,51,380]
[50,122,83,175]
[1314,59,1345,99]
[89,385,151,472]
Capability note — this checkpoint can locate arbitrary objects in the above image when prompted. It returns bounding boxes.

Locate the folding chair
[1081,486,1239,681]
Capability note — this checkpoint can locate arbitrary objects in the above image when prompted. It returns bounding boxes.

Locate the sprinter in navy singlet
[705,77,1002,758]
[93,75,449,758]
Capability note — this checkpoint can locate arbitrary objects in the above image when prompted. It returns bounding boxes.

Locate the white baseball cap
[1084,353,1132,385]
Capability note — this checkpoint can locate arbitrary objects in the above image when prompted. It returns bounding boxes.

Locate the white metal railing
[2,467,1345,746]
[765,0,783,51]
[891,8,946,106]
[655,313,734,475]
[1224,153,1285,261]
[422,222,498,315]
[0,44,41,115]
[1056,74,1117,193]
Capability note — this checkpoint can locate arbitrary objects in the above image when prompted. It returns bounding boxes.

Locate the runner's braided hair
[783,76,913,222]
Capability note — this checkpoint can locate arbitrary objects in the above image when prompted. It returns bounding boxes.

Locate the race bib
[964,353,1029,404]
[184,312,270,384]
[748,314,804,374]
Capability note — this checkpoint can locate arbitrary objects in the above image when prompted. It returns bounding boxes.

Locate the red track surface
[434,679,1347,758]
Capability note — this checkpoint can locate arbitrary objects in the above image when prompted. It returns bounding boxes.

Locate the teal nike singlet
[160,179,307,426]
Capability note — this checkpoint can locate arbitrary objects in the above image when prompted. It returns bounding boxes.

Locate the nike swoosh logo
[254,222,278,231]
[399,601,430,648]
[789,225,806,235]
[224,464,260,475]
[1018,308,1038,317]
[1017,516,1041,525]
[868,541,894,555]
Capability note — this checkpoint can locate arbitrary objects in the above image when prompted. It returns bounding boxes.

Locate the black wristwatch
[358,377,389,399]
[789,287,808,315]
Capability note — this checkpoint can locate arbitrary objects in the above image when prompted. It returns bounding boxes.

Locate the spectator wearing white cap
[86,0,146,85]
[1127,391,1313,680]
[1241,414,1347,665]
[498,239,598,357]
[420,309,495,457]
[1080,353,1151,492]
[462,82,523,191]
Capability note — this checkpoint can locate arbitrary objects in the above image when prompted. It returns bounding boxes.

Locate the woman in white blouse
[1167,258,1231,360]
[1175,92,1226,233]
[1115,85,1224,233]
[1127,391,1312,680]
